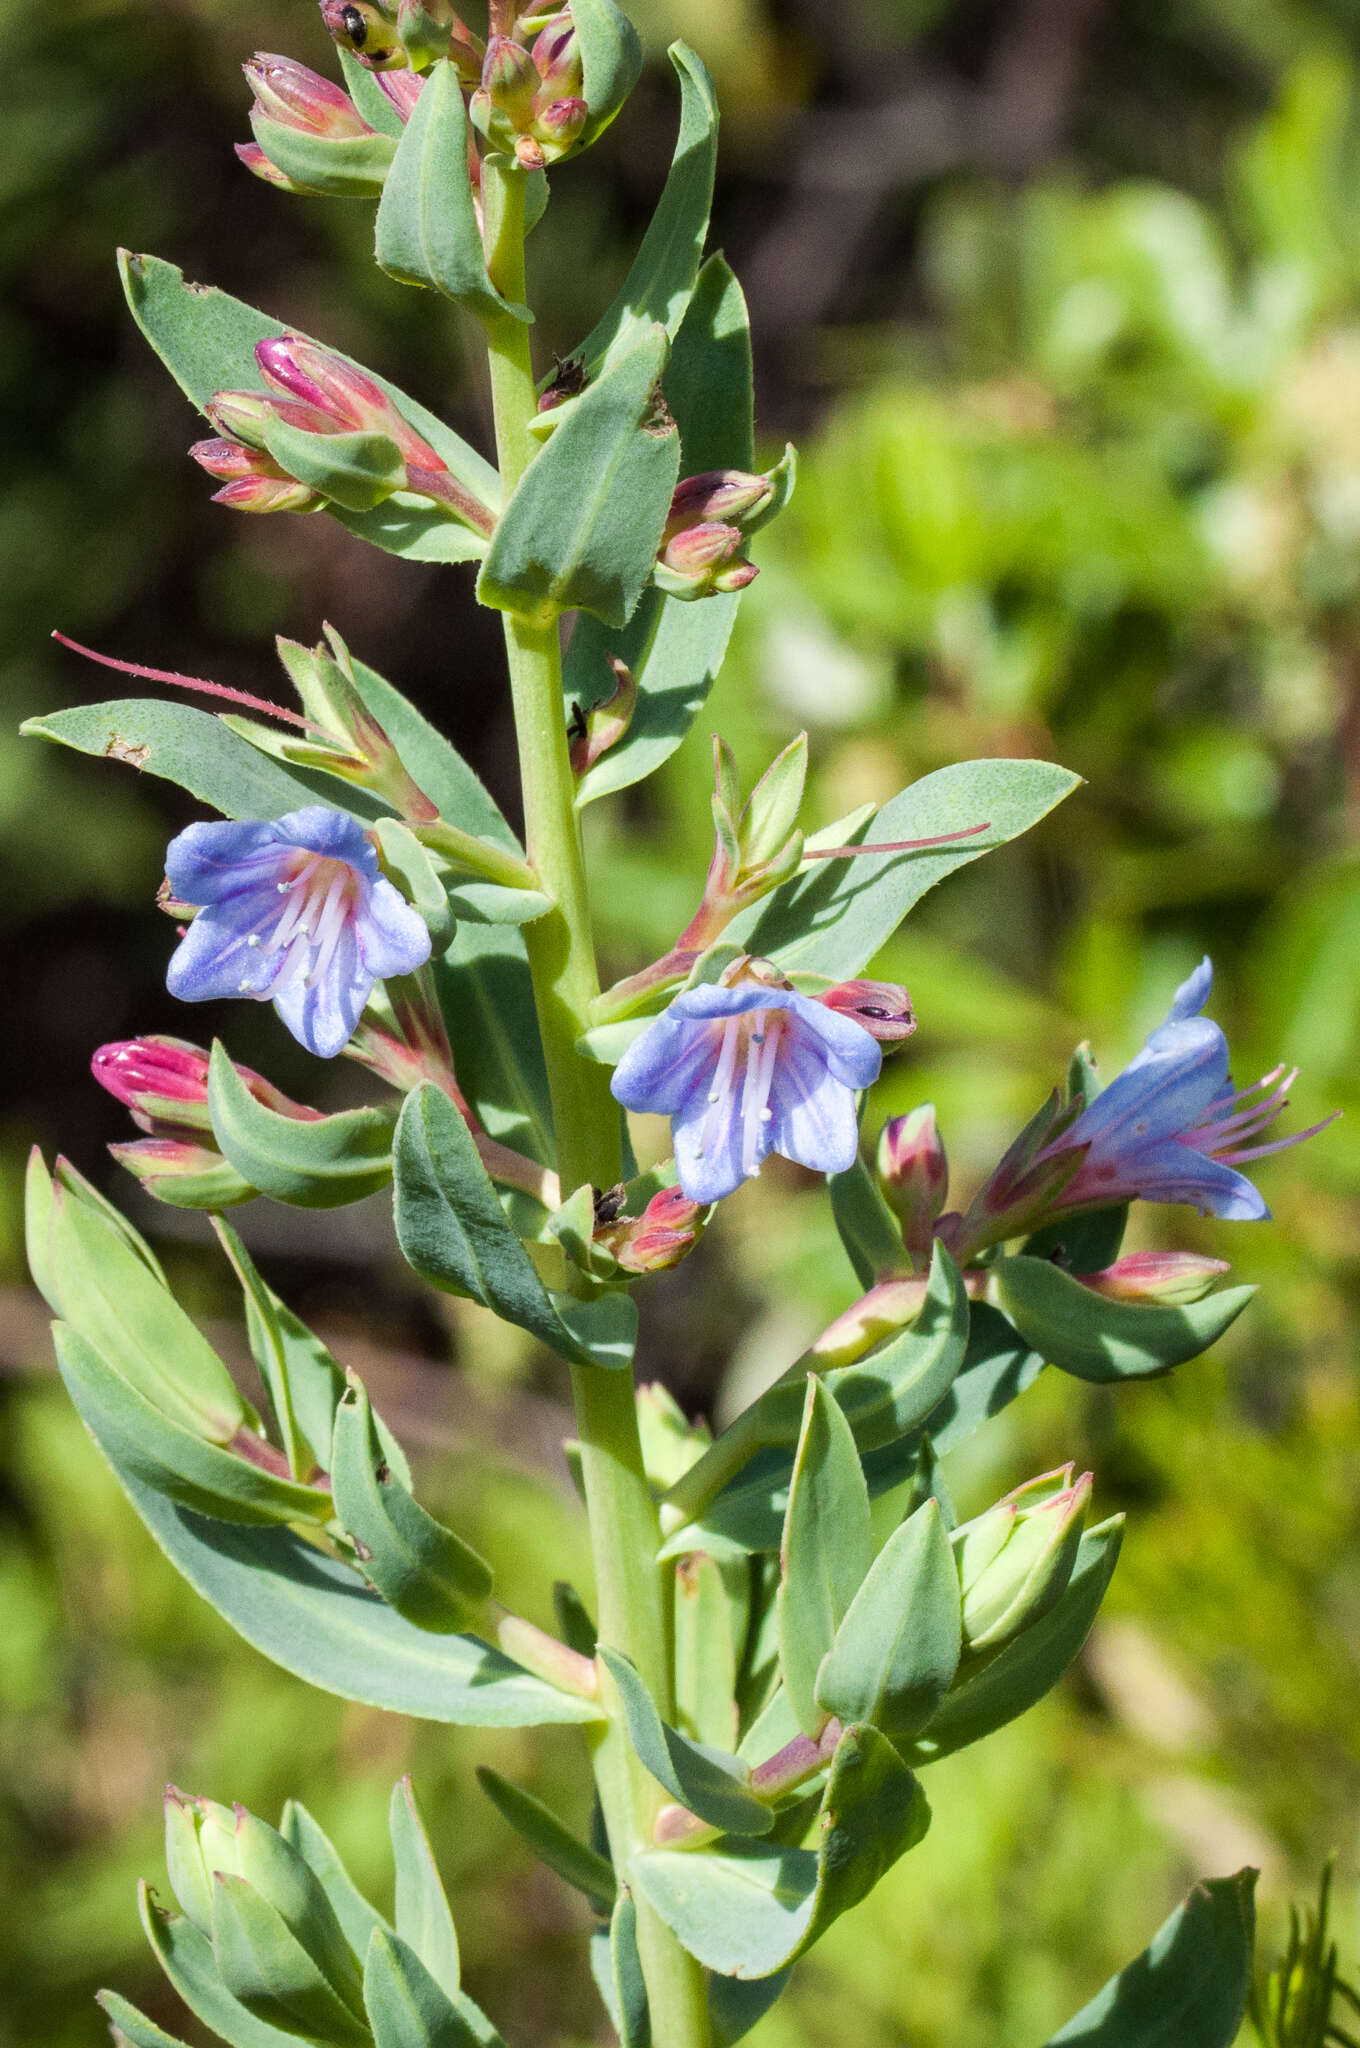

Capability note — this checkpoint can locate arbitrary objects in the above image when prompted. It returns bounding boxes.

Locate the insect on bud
[318,0,408,69]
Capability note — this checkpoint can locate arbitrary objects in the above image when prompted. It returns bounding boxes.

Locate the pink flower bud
[481,35,540,122]
[235,142,316,191]
[108,1138,257,1209]
[531,96,588,152]
[244,53,373,137]
[253,336,444,470]
[876,1104,947,1257]
[190,439,325,513]
[599,1184,705,1274]
[1074,1250,1231,1305]
[531,9,583,98]
[820,979,916,1043]
[377,67,426,120]
[667,469,776,536]
[93,1036,319,1137]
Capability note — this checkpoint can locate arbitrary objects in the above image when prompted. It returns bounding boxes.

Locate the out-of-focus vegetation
[6,0,1360,2043]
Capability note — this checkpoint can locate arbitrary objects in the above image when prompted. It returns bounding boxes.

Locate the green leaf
[376,62,528,321]
[37,1161,248,1442]
[97,1993,193,2048]
[993,1257,1256,1382]
[1046,1871,1257,2047]
[478,327,679,628]
[476,1767,617,1910]
[54,1323,332,1528]
[1022,1204,1129,1269]
[600,1647,774,1836]
[574,0,643,145]
[815,1500,961,1742]
[777,1380,872,1735]
[214,1218,311,1480]
[907,1517,1124,1764]
[249,114,396,195]
[346,654,521,850]
[433,924,554,1163]
[332,1378,493,1630]
[279,1802,392,1960]
[594,1894,650,2048]
[209,1042,396,1208]
[577,46,718,375]
[236,1275,411,1492]
[228,1808,367,2014]
[210,1872,369,2046]
[567,256,753,808]
[729,760,1083,979]
[390,1777,461,2002]
[98,1452,603,1727]
[363,1927,484,2048]
[827,1243,971,1453]
[632,1724,929,1978]
[393,1082,637,1370]
[138,1885,298,2048]
[263,417,408,512]
[21,697,387,823]
[675,1550,738,1750]
[828,1152,907,1290]
[118,251,499,564]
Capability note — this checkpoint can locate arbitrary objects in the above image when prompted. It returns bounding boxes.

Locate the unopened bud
[530,94,588,155]
[377,67,427,119]
[656,521,757,598]
[821,979,916,1044]
[319,0,408,69]
[254,337,444,472]
[599,1184,705,1275]
[876,1104,946,1257]
[95,1037,316,1205]
[570,653,636,776]
[531,8,582,97]
[189,437,324,513]
[235,142,318,191]
[667,468,775,535]
[954,1466,1091,1654]
[481,35,540,122]
[395,0,453,67]
[110,1138,257,1210]
[244,53,372,136]
[1075,1251,1230,1306]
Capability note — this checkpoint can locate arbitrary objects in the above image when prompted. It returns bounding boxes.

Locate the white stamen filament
[305,868,352,989]
[697,1017,741,1157]
[740,1012,782,1177]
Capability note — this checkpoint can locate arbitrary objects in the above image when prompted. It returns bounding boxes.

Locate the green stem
[480,161,712,2048]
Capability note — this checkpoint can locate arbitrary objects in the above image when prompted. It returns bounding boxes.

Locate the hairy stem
[481,160,712,2048]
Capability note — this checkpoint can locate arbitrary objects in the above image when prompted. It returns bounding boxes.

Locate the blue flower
[164,806,431,1059]
[1045,958,1331,1221]
[611,982,883,1205]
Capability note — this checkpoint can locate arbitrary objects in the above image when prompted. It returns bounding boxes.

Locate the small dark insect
[593,1184,629,1226]
[375,1460,391,1485]
[551,354,587,398]
[566,700,589,744]
[342,4,368,45]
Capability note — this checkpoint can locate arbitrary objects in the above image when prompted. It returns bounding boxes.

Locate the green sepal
[363,1927,487,2048]
[332,1376,493,1631]
[393,1081,638,1370]
[573,0,643,145]
[777,1380,872,1736]
[96,1992,193,2048]
[1046,1870,1256,2047]
[249,112,397,195]
[209,1872,370,2045]
[372,819,458,947]
[100,1447,603,1725]
[262,417,408,512]
[138,1883,297,2048]
[828,1150,908,1289]
[575,45,718,376]
[35,1158,248,1442]
[390,1776,461,2001]
[280,1801,392,1959]
[478,327,679,629]
[339,47,406,136]
[376,61,529,321]
[993,1256,1255,1381]
[208,1042,396,1208]
[567,255,751,808]
[631,1724,930,1978]
[815,1499,962,1742]
[118,1146,259,1211]
[600,1646,773,1836]
[727,759,1083,980]
[118,252,499,565]
[53,1323,332,1528]
[906,1517,1124,1764]
[476,1766,617,1911]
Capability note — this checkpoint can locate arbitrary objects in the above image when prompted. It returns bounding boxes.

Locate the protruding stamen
[697,1017,741,1156]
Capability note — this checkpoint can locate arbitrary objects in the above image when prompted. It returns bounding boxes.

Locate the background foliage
[6,0,1360,2041]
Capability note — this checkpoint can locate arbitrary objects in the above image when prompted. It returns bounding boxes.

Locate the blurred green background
[6,0,1360,2041]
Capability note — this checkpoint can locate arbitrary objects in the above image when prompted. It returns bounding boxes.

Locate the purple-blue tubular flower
[1039,957,1335,1221]
[163,806,431,1059]
[611,983,883,1205]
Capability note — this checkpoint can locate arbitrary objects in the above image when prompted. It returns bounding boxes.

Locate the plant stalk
[481,160,713,2048]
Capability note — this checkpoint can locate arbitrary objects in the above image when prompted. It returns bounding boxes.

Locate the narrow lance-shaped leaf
[137,1884,299,2048]
[331,1377,493,1632]
[993,1255,1256,1382]
[280,1801,391,1960]
[600,1646,774,1836]
[208,1042,396,1209]
[209,1872,370,2046]
[478,327,679,630]
[363,1927,484,2048]
[390,1776,461,2001]
[476,1767,617,1910]
[96,1993,193,2048]
[1046,1871,1257,2047]
[776,1378,872,1736]
[376,61,529,322]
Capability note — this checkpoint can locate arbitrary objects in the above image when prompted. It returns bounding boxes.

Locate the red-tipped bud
[93,1037,216,1133]
[876,1104,947,1257]
[820,979,916,1044]
[244,53,372,136]
[1075,1251,1230,1306]
[598,1185,705,1275]
[531,95,587,153]
[109,1138,257,1210]
[95,1038,318,1205]
[235,141,317,191]
[190,438,325,513]
[531,8,582,97]
[377,66,426,119]
[319,0,408,69]
[253,336,444,470]
[667,469,775,536]
[570,653,636,776]
[656,521,758,597]
[480,35,540,121]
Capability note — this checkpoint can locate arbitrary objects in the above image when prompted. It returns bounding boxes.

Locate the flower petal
[767,1026,862,1176]
[612,1012,720,1117]
[671,1070,769,1203]
[782,989,883,1090]
[165,892,286,1002]
[1066,1017,1230,1154]
[355,875,434,979]
[1124,1140,1268,1221]
[1166,956,1213,1024]
[165,819,289,905]
[273,805,379,877]
[273,921,370,1058]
